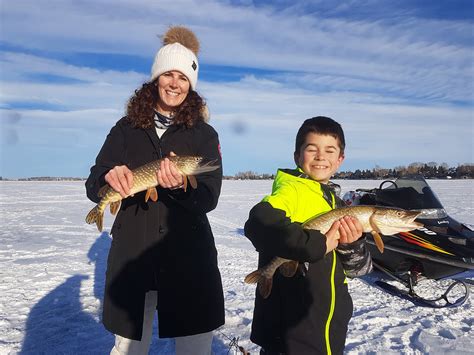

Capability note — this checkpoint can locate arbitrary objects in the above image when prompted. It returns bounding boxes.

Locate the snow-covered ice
[0,179,472,354]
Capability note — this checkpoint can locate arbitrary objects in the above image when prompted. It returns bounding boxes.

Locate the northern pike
[244,205,423,299]
[86,155,219,232]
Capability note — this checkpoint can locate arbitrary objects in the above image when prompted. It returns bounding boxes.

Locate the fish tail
[258,278,273,299]
[244,269,262,284]
[244,269,273,299]
[85,206,104,232]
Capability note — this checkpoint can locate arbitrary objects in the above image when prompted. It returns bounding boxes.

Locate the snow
[0,179,472,354]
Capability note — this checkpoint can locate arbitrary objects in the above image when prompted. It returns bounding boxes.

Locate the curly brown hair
[126,80,206,129]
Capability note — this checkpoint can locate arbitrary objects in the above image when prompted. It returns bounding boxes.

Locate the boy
[244,116,372,355]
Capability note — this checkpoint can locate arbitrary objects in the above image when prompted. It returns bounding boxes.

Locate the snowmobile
[343,175,474,308]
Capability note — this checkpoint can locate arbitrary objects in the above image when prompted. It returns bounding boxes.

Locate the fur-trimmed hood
[201,104,210,122]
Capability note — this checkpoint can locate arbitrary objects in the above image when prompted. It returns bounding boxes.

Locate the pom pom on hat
[162,26,199,55]
[151,26,200,89]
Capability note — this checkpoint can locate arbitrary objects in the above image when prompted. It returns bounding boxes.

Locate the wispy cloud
[0,0,472,177]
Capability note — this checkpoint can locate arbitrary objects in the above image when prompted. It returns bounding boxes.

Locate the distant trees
[225,171,275,180]
[226,163,473,180]
[334,163,473,180]
[11,177,86,181]
[3,163,472,181]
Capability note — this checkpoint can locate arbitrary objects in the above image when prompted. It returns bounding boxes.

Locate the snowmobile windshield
[377,175,447,219]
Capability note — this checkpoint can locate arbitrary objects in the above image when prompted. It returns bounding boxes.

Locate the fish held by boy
[244,205,423,299]
[85,155,219,232]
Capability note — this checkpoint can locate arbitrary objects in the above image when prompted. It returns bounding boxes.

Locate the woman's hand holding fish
[105,165,134,198]
[338,216,363,244]
[157,152,184,189]
[325,220,341,254]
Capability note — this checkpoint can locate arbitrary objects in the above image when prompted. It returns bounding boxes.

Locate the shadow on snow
[20,232,229,354]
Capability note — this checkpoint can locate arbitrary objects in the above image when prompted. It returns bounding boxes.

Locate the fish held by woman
[244,205,423,299]
[85,155,219,232]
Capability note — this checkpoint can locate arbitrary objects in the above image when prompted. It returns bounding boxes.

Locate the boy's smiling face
[295,132,344,184]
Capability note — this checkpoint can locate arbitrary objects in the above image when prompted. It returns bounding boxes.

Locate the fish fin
[279,260,299,277]
[145,187,158,202]
[371,230,385,253]
[244,269,261,284]
[97,215,104,232]
[258,278,273,299]
[85,206,104,232]
[245,269,273,299]
[150,188,158,202]
[188,175,198,189]
[109,201,121,215]
[182,176,188,192]
[97,185,109,198]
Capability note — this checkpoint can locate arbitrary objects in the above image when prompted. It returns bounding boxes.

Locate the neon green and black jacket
[244,168,371,355]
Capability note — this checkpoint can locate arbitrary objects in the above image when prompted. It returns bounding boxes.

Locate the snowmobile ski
[373,260,470,308]
[374,279,469,308]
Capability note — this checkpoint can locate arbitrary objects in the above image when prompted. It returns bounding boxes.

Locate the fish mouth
[401,211,424,229]
[399,210,423,222]
[376,209,425,234]
[377,220,424,235]
[403,220,424,229]
[406,210,422,219]
[413,220,424,228]
[388,219,424,232]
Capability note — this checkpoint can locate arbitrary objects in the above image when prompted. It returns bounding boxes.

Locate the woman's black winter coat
[85,117,225,340]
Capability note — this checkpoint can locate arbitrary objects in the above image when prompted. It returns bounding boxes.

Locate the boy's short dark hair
[294,116,345,155]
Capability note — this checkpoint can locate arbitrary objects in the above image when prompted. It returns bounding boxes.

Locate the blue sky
[1,0,473,178]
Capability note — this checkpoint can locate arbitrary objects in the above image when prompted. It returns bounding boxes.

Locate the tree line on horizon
[226,162,474,180]
[1,163,472,181]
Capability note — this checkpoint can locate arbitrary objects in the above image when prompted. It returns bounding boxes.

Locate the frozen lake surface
[0,179,473,354]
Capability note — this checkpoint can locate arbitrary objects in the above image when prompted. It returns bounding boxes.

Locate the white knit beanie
[151,26,200,90]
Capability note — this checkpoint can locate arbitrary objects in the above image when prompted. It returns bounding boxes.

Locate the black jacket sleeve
[85,120,127,203]
[336,236,373,277]
[167,124,222,215]
[244,201,328,263]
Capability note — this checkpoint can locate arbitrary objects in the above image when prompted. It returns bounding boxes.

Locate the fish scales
[129,160,160,194]
[97,160,160,214]
[303,206,376,235]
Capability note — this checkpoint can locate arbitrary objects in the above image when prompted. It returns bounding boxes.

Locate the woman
[85,26,224,355]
